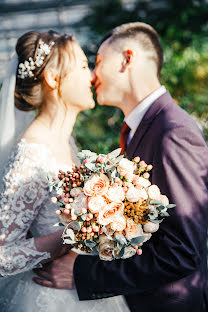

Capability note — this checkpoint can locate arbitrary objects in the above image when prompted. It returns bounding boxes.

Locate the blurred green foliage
[73,0,208,152]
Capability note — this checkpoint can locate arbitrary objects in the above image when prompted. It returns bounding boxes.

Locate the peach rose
[107,186,125,203]
[125,218,144,241]
[110,215,126,232]
[99,234,115,261]
[83,173,109,197]
[88,195,107,213]
[98,202,124,226]
[148,185,161,200]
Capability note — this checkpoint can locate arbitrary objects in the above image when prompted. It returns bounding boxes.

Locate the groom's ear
[121,49,135,72]
[43,69,58,90]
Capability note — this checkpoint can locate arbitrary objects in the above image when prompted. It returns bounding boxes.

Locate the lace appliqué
[0,139,53,276]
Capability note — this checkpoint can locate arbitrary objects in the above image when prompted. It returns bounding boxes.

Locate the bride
[0,30,129,311]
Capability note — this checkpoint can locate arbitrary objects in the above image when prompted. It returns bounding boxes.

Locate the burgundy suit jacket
[74,92,208,312]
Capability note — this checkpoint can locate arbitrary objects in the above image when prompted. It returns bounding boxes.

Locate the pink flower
[86,227,92,233]
[143,172,150,179]
[137,249,142,255]
[134,156,140,163]
[81,227,87,233]
[64,198,70,204]
[63,209,70,215]
[97,156,105,163]
[139,161,147,168]
[71,216,77,221]
[51,197,57,204]
[147,164,153,171]
[55,210,61,215]
[65,204,71,209]
[92,225,99,232]
[83,173,109,197]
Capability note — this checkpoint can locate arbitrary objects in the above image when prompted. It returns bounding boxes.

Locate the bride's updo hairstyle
[15,30,76,111]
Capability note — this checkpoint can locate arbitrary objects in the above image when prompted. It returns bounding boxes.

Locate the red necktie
[120,122,131,154]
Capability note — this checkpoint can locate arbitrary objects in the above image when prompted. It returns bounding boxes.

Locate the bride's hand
[33,250,78,289]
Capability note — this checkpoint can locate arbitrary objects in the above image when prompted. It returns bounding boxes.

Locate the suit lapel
[126,91,174,159]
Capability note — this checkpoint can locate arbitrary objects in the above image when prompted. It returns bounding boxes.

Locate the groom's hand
[33,250,78,289]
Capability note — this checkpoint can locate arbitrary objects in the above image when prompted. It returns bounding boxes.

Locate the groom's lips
[94,80,101,92]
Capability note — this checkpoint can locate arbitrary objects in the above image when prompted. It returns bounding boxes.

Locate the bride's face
[60,43,95,111]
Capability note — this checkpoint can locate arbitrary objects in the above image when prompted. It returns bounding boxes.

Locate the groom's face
[93,38,128,107]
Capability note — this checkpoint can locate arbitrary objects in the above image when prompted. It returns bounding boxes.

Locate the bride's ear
[43,69,58,89]
[121,49,135,73]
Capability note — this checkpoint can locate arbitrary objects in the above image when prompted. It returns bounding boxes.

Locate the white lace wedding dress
[0,138,129,312]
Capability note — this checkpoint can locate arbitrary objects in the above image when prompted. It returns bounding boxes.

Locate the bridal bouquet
[50,148,175,261]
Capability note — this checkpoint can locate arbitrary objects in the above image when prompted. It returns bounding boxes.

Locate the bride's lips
[94,80,101,92]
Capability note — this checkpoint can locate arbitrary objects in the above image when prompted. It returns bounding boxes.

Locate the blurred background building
[0,0,207,150]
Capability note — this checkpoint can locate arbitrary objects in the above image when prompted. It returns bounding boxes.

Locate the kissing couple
[0,22,207,312]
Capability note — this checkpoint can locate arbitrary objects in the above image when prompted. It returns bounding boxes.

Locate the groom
[34,22,208,312]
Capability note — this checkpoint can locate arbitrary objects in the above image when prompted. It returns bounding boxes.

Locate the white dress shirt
[125,86,166,144]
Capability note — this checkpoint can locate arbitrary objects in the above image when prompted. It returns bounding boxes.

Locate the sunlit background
[0,0,208,152]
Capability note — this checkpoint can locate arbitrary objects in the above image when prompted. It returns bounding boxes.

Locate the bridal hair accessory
[17,39,55,79]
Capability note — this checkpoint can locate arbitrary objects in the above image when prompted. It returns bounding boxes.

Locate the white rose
[125,218,144,241]
[143,221,159,233]
[148,185,161,200]
[88,196,107,213]
[71,193,88,215]
[70,187,83,197]
[121,246,137,259]
[107,186,125,202]
[126,186,148,203]
[99,234,114,261]
[159,194,169,206]
[118,158,134,174]
[137,177,151,188]
[110,216,126,232]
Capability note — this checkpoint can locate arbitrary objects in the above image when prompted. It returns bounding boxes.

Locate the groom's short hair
[101,22,163,78]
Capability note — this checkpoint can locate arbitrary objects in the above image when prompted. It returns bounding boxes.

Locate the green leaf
[85,240,97,249]
[72,221,81,231]
[115,233,127,246]
[85,163,96,170]
[130,236,146,246]
[157,205,165,212]
[113,155,124,164]
[150,200,163,205]
[151,219,164,224]
[108,148,121,159]
[53,222,64,227]
[166,204,176,209]
[160,211,170,217]
[116,246,125,259]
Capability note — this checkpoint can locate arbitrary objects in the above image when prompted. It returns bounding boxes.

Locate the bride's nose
[91,70,96,85]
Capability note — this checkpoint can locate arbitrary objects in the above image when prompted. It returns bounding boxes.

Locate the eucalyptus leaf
[53,222,64,227]
[151,219,164,224]
[150,200,163,205]
[63,228,75,241]
[160,211,170,217]
[85,240,97,249]
[166,204,176,209]
[157,205,165,212]
[63,238,75,245]
[81,213,88,221]
[85,163,96,170]
[115,233,127,246]
[117,246,125,259]
[108,148,122,159]
[72,221,81,231]
[130,236,146,246]
[113,155,124,164]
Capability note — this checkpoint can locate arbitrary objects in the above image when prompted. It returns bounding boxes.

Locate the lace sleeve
[0,142,51,277]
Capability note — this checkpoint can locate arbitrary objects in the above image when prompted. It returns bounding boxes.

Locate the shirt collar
[124,86,166,135]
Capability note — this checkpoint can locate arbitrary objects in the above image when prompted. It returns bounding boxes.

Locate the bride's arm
[0,151,67,277]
